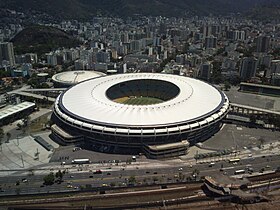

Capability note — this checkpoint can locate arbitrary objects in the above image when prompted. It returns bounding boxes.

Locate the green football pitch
[122,96,163,105]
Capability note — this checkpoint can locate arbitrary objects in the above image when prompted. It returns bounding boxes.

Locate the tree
[43,172,55,185]
[224,81,231,91]
[21,116,31,135]
[6,132,11,143]
[215,47,225,55]
[178,172,185,181]
[249,115,257,124]
[15,188,21,195]
[192,169,200,181]
[210,61,223,84]
[55,170,63,180]
[128,176,136,184]
[153,177,159,183]
[259,137,265,148]
[28,169,34,176]
[0,128,4,151]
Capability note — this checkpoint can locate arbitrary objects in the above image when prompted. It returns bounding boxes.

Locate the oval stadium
[51,73,230,159]
[51,70,105,88]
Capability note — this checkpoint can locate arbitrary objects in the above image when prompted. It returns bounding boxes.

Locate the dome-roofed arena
[51,73,230,158]
[52,70,105,87]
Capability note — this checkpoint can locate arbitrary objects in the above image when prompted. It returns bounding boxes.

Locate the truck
[229,158,240,163]
[71,159,90,164]
[234,169,245,175]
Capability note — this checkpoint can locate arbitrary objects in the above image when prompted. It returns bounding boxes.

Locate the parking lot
[50,145,140,164]
[203,123,280,150]
[224,86,280,112]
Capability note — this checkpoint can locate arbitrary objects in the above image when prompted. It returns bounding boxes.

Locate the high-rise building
[211,25,221,37]
[25,53,38,64]
[0,42,15,66]
[130,40,141,52]
[46,53,57,66]
[259,55,272,68]
[226,30,246,41]
[199,63,212,81]
[148,47,153,56]
[202,25,212,38]
[240,57,258,81]
[256,36,270,53]
[270,60,280,74]
[204,36,217,49]
[96,50,110,63]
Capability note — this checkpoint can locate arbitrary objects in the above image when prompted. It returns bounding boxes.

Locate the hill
[11,25,81,56]
[0,0,278,19]
[247,2,280,21]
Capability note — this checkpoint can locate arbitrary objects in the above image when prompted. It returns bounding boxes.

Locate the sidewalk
[0,135,54,176]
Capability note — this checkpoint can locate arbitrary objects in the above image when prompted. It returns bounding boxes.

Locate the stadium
[51,73,230,158]
[51,70,105,88]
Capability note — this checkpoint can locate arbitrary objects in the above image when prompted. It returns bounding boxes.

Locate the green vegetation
[210,61,222,84]
[27,77,50,88]
[6,132,11,143]
[43,172,55,185]
[194,149,232,160]
[192,169,200,181]
[16,116,30,135]
[55,170,64,180]
[11,25,81,56]
[249,115,257,124]
[0,69,11,78]
[28,114,50,133]
[0,128,4,151]
[210,60,241,85]
[223,81,231,91]
[43,170,65,185]
[128,176,136,185]
[267,115,280,129]
[1,0,270,20]
[247,4,280,21]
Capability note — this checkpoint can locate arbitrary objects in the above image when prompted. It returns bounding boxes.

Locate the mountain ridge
[0,0,279,19]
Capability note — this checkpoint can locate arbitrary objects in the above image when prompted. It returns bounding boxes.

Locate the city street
[0,153,279,196]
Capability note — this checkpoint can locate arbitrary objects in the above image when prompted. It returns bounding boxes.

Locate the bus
[229,158,240,163]
[234,169,245,175]
[71,159,90,164]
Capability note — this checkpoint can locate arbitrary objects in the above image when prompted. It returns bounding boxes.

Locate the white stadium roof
[52,70,105,86]
[57,73,228,127]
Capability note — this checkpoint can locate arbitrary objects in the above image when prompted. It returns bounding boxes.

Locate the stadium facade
[51,73,230,158]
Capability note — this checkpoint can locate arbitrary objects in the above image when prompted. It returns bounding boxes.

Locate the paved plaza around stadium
[0,133,58,176]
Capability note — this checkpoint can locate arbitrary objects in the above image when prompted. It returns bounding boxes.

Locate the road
[0,154,279,196]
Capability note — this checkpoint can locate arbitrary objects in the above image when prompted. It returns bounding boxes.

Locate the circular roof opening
[106,79,180,105]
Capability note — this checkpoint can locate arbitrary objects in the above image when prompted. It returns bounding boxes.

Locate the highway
[0,154,279,196]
